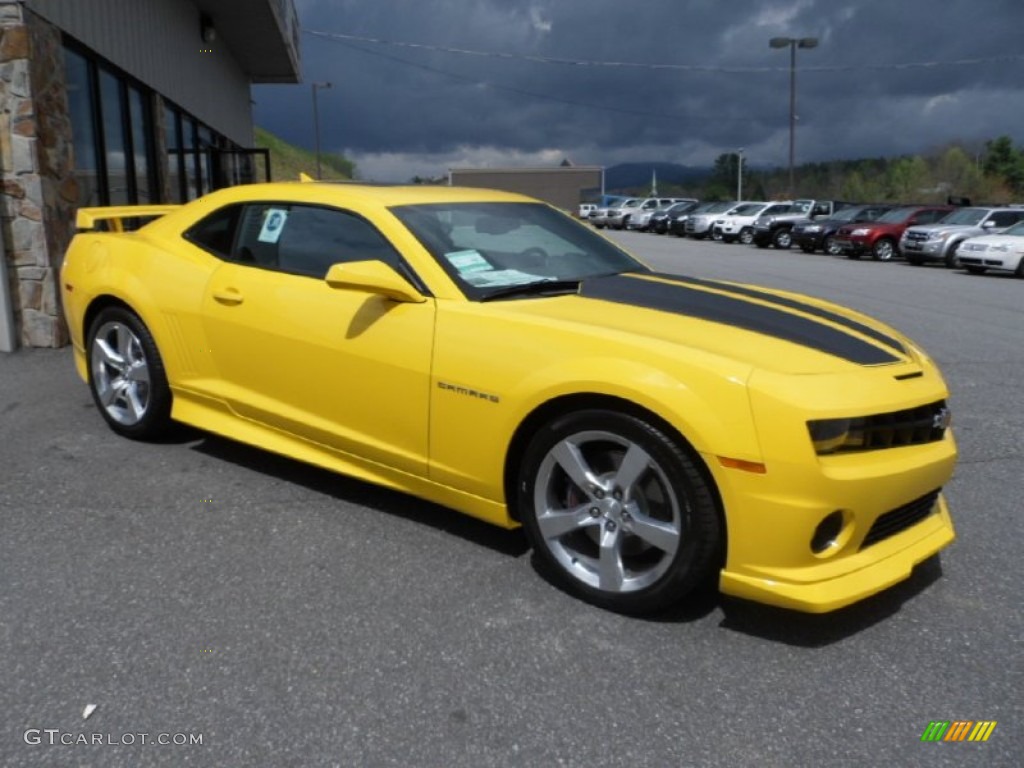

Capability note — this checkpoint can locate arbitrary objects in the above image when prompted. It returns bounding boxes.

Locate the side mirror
[324,260,425,303]
[982,220,997,228]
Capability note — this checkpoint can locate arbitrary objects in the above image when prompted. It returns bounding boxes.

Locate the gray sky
[253,0,1024,182]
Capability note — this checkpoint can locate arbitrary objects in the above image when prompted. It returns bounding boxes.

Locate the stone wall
[0,1,76,348]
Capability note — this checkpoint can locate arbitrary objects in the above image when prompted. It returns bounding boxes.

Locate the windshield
[1001,220,1024,237]
[937,208,986,226]
[731,203,767,216]
[392,202,646,300]
[704,201,736,214]
[833,205,876,222]
[878,206,923,223]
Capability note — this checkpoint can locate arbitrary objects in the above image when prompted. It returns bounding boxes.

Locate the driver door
[199,202,434,477]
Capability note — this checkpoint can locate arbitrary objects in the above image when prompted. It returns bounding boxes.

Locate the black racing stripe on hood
[648,272,906,354]
[581,275,901,365]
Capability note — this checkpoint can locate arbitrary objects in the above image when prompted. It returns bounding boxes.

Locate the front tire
[773,228,793,249]
[872,238,896,261]
[87,307,172,439]
[964,266,987,275]
[739,227,755,245]
[944,243,962,268]
[517,409,722,615]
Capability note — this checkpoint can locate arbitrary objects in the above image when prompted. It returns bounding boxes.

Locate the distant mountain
[604,162,711,191]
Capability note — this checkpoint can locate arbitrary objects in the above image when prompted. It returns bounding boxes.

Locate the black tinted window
[233,203,401,278]
[184,204,243,257]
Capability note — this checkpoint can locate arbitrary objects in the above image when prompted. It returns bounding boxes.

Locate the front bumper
[713,365,957,612]
[792,231,824,250]
[720,494,953,612]
[834,237,869,255]
[900,239,945,262]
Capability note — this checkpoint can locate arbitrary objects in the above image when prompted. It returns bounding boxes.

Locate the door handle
[212,287,244,305]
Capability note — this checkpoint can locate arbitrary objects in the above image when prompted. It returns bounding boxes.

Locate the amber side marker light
[718,456,767,474]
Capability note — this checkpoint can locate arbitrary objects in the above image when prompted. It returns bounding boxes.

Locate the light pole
[311,81,332,179]
[736,148,744,201]
[769,36,817,197]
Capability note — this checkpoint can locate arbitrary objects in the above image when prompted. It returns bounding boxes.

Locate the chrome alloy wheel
[90,321,152,426]
[532,430,682,593]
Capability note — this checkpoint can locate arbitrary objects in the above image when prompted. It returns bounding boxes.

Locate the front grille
[861,489,940,549]
[846,400,950,452]
[905,231,929,243]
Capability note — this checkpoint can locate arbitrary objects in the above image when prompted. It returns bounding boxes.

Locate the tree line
[681,136,1024,204]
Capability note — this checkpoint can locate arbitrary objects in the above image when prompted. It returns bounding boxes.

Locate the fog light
[811,511,844,554]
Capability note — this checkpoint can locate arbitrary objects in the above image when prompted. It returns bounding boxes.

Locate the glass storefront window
[164,106,183,203]
[128,86,153,204]
[198,125,212,196]
[184,119,199,201]
[98,68,128,205]
[64,48,100,206]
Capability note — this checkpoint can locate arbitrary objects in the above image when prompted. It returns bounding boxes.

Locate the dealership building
[0,0,300,350]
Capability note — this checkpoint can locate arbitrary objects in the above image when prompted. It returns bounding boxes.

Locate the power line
[304,29,1024,73]
[325,37,754,125]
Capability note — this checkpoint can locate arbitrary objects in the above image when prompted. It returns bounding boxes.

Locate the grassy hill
[254,126,355,182]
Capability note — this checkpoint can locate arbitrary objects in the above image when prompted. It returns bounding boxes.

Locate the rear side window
[184,202,404,280]
[989,210,1024,228]
[184,204,243,258]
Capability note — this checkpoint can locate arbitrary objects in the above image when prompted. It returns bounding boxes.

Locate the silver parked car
[901,207,1024,267]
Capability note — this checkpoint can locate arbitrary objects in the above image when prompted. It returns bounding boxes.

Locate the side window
[233,203,402,278]
[184,204,243,257]
[916,210,945,225]
[989,210,1024,227]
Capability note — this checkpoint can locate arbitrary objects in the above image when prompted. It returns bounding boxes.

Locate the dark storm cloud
[253,0,1024,180]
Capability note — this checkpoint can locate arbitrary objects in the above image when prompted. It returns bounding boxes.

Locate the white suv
[713,202,776,244]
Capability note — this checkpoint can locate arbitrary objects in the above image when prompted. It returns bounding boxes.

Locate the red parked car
[833,205,953,261]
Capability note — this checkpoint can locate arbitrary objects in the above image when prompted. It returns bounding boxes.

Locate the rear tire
[517,409,722,615]
[87,307,172,440]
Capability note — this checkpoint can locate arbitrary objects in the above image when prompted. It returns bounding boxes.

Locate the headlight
[804,224,822,232]
[989,244,1009,252]
[851,228,871,236]
[927,231,948,241]
[808,401,950,455]
[808,418,855,454]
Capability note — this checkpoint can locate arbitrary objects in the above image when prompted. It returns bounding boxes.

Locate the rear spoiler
[76,205,181,232]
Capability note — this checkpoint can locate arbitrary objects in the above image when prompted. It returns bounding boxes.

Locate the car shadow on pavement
[715,554,945,647]
[187,432,530,558]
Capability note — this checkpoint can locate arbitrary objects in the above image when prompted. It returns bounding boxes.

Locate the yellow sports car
[61,183,957,615]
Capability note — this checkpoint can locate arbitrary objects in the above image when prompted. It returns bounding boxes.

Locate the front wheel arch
[503,393,723,528]
[513,405,725,613]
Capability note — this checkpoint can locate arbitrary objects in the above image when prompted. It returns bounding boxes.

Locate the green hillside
[254,126,355,182]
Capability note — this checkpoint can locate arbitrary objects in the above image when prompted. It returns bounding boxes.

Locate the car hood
[491,273,915,375]
[958,233,1024,247]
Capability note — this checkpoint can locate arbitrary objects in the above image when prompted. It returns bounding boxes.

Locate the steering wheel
[519,246,551,270]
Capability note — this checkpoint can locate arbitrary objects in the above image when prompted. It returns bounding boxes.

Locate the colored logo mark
[920,721,997,742]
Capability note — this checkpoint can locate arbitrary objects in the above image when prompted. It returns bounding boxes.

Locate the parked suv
[670,201,722,236]
[649,201,700,234]
[684,201,740,239]
[833,205,954,261]
[588,199,636,229]
[752,200,854,249]
[792,204,894,254]
[712,202,773,244]
[608,197,690,230]
[901,206,1024,267]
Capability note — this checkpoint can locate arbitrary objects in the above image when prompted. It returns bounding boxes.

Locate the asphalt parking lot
[1,232,1021,767]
